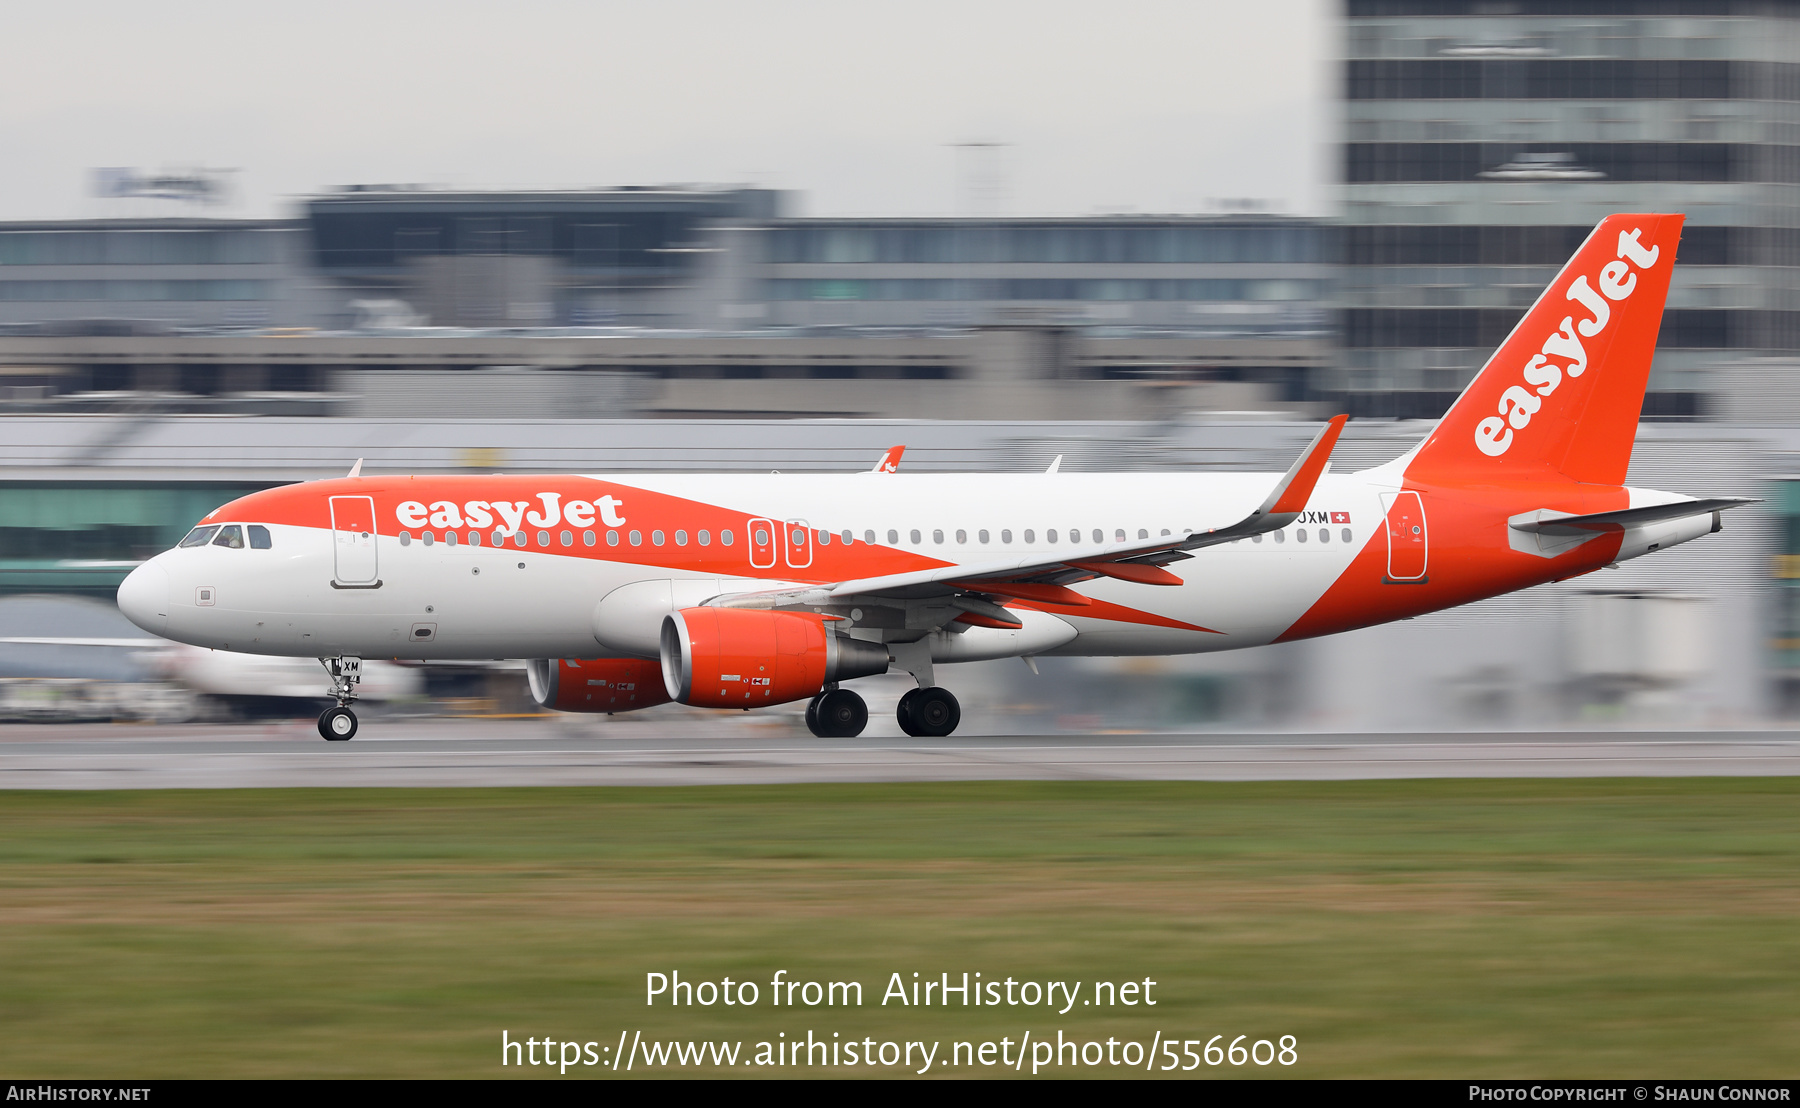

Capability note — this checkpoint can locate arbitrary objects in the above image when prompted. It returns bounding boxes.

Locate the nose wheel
[897,687,961,737]
[319,706,358,741]
[317,656,363,741]
[805,688,868,738]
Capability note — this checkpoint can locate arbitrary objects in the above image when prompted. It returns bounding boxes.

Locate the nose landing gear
[896,686,961,738]
[319,705,358,740]
[805,687,869,738]
[317,656,363,741]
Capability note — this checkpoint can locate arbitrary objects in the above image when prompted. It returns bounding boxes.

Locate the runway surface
[2,718,1799,787]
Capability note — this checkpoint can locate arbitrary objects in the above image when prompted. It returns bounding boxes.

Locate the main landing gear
[896,686,961,738]
[805,687,869,738]
[806,685,962,738]
[317,656,362,741]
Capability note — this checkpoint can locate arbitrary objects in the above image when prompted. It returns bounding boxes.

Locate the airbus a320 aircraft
[116,213,1746,741]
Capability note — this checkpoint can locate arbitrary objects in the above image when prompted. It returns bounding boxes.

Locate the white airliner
[117,213,1746,741]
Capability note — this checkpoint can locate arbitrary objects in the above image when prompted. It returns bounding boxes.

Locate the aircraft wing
[716,415,1348,615]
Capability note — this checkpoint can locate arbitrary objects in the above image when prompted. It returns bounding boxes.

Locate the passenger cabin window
[179,525,220,548]
[248,525,272,549]
[212,525,244,549]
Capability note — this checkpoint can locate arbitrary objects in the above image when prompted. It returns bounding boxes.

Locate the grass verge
[1,779,1797,1077]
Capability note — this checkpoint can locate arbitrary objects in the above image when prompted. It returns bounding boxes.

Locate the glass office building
[1337,0,1800,418]
[0,220,307,330]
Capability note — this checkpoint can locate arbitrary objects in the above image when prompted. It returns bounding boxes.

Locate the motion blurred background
[0,0,1793,731]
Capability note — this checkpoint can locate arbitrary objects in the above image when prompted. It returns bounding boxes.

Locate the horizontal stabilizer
[1510,497,1756,535]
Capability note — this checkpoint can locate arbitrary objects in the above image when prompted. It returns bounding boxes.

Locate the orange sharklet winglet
[1267,414,1348,516]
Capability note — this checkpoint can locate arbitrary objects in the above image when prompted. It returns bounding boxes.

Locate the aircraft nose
[117,561,170,636]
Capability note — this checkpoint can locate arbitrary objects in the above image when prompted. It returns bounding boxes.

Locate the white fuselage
[120,471,1396,663]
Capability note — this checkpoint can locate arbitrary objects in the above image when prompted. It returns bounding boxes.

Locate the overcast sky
[0,0,1333,221]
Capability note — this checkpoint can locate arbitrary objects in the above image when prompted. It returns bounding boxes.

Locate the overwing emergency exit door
[330,495,380,586]
[747,517,777,569]
[783,520,812,569]
[1381,490,1428,581]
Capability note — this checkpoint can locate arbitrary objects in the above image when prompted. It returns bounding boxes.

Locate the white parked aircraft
[117,213,1745,741]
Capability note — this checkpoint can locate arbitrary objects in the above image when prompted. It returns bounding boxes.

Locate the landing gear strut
[318,656,362,741]
[806,688,869,738]
[896,687,961,738]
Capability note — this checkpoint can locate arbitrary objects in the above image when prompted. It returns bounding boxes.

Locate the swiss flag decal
[1330,511,1351,524]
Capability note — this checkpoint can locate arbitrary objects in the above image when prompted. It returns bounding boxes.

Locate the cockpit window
[248,525,272,549]
[178,525,221,548]
[212,525,245,549]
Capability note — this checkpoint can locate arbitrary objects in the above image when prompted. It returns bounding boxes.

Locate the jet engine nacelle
[527,657,672,713]
[659,607,889,708]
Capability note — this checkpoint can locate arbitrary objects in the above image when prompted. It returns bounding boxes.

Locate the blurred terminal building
[8,0,1800,725]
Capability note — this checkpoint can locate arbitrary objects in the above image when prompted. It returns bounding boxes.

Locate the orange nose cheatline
[117,560,171,636]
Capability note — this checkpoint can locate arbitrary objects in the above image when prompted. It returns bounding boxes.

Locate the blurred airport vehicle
[111,216,1743,742]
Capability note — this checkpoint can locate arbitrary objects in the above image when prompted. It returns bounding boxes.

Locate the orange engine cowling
[527,657,672,713]
[659,607,889,708]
